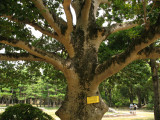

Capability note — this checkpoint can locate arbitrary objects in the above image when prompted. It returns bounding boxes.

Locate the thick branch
[1,16,75,59]
[31,0,75,58]
[80,0,92,27]
[100,0,111,4]
[1,15,60,40]
[31,0,62,35]
[0,37,66,71]
[61,0,75,58]
[93,0,110,18]
[0,53,44,61]
[142,0,147,25]
[138,47,160,59]
[63,0,73,36]
[97,21,138,43]
[77,0,111,27]
[71,0,84,20]
[106,21,138,35]
[94,25,160,84]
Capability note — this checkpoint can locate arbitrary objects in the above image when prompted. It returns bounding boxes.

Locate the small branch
[0,53,44,61]
[99,21,138,42]
[1,15,60,40]
[31,0,62,35]
[63,0,73,36]
[93,0,111,18]
[100,0,111,4]
[107,21,138,35]
[142,0,147,23]
[142,0,150,30]
[148,0,156,14]
[156,12,160,25]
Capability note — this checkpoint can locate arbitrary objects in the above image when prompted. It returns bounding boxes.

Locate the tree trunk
[2,98,4,105]
[150,59,160,120]
[40,98,42,107]
[47,85,50,107]
[53,101,55,108]
[24,98,26,104]
[30,98,33,104]
[56,26,110,119]
[11,89,14,105]
[137,94,142,108]
[6,98,10,106]
[56,84,108,120]
[35,98,38,107]
[129,86,134,103]
[107,89,112,107]
[43,99,46,107]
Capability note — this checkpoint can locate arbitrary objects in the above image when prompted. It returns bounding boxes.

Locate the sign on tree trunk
[87,96,99,104]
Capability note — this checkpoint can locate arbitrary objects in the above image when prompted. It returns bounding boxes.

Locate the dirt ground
[46,109,154,120]
[0,106,154,120]
[102,109,154,120]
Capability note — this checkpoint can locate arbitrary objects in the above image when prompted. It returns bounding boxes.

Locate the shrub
[115,102,123,107]
[0,104,55,120]
[146,103,154,110]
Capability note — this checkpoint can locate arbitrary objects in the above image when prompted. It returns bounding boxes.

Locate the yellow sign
[87,96,99,104]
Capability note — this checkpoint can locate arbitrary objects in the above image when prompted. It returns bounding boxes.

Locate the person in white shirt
[129,103,134,114]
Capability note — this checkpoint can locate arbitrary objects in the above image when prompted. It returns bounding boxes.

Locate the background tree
[0,0,160,119]
[119,61,151,106]
[150,59,160,120]
[100,60,151,108]
[0,87,12,106]
[98,27,151,108]
[0,63,66,107]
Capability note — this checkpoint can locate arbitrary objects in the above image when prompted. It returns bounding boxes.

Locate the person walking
[133,104,138,115]
[129,103,134,114]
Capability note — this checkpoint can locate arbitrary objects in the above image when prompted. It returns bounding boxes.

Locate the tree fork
[56,64,108,120]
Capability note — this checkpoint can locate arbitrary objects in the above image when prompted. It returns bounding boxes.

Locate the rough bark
[56,84,108,120]
[54,23,109,119]
[150,59,160,120]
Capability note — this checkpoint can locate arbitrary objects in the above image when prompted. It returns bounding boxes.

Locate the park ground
[0,106,154,120]
[43,108,154,120]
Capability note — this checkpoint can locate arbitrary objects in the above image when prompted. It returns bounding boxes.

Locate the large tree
[0,0,160,119]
